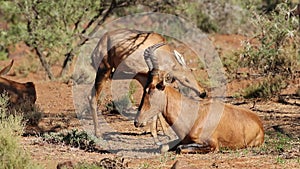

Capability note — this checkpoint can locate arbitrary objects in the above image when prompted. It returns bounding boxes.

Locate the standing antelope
[89,29,206,140]
[134,44,264,153]
[0,60,36,107]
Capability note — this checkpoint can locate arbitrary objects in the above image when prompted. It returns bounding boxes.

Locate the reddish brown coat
[0,60,36,107]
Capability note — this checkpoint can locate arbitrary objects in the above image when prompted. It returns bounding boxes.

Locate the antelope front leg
[158,113,176,140]
[150,115,160,144]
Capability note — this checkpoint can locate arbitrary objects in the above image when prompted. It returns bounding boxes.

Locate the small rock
[57,161,74,169]
[171,160,198,169]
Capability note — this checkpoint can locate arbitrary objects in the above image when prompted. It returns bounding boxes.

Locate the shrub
[4,96,43,127]
[222,52,240,78]
[42,129,101,151]
[0,93,42,169]
[175,0,252,34]
[243,76,287,99]
[240,3,299,76]
[228,2,300,98]
[112,95,132,114]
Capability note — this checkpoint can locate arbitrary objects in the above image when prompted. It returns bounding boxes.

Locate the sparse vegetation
[14,56,39,77]
[42,129,101,151]
[114,95,131,113]
[0,93,42,169]
[219,131,299,162]
[3,94,43,126]
[224,2,300,98]
[259,131,299,162]
[222,52,240,78]
[74,163,103,169]
[243,76,287,99]
[128,81,137,105]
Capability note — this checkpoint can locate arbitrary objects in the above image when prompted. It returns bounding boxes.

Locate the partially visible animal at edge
[0,60,37,108]
[134,44,264,153]
[89,29,206,142]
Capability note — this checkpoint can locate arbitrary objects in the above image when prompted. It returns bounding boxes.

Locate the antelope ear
[156,81,165,90]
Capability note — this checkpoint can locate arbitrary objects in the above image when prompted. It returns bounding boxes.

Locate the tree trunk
[35,46,54,80]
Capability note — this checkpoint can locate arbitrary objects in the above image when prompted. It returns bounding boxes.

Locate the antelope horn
[144,42,166,71]
[0,60,14,76]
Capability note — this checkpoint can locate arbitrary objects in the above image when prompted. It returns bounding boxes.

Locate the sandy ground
[0,34,299,169]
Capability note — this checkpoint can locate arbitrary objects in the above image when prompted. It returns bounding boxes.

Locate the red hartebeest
[89,29,206,140]
[134,44,264,153]
[0,60,36,107]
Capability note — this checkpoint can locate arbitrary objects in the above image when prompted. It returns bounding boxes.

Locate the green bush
[222,52,240,78]
[243,76,287,99]
[0,93,42,169]
[240,2,299,76]
[228,2,299,98]
[43,129,100,151]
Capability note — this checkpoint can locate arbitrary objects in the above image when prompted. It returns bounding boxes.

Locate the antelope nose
[200,91,206,98]
[199,91,206,98]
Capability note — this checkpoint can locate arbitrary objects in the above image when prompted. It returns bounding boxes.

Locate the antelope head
[144,42,205,99]
[135,42,203,127]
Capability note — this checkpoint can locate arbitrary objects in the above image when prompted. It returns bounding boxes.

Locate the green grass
[0,93,42,169]
[218,131,299,164]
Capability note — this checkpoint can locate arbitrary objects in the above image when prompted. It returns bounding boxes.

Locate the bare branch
[60,0,136,77]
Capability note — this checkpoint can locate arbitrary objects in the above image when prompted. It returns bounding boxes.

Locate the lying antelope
[134,44,264,153]
[89,29,206,139]
[0,60,36,107]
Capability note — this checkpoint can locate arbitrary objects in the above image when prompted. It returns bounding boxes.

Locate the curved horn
[0,60,14,76]
[144,42,166,71]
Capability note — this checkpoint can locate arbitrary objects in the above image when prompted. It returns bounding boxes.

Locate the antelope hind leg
[89,87,99,137]
[91,65,111,137]
[159,139,182,153]
[176,143,214,154]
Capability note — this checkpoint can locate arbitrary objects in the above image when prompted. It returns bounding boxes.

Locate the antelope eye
[165,73,175,83]
[166,75,171,81]
[185,78,190,83]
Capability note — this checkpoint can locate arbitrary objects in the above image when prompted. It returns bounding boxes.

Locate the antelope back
[0,60,37,106]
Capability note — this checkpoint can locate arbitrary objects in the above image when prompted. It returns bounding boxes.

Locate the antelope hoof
[155,141,162,146]
[134,121,143,128]
[159,144,169,153]
[175,146,183,154]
